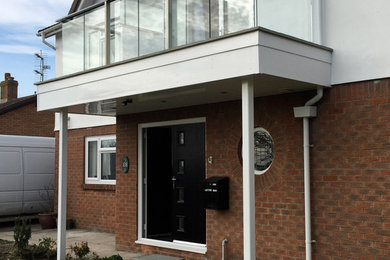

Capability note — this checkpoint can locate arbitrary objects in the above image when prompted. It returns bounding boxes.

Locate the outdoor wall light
[121,98,132,106]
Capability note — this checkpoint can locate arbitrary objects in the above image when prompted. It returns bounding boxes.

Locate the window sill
[83,184,116,191]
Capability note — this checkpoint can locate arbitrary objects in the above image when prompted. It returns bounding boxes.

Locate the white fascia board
[54,113,116,131]
[37,29,332,112]
[258,31,332,87]
[37,31,260,111]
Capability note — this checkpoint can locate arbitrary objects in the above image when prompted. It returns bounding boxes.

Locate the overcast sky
[0,0,74,97]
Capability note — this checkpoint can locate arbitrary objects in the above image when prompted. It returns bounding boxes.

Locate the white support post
[241,77,256,260]
[57,108,68,260]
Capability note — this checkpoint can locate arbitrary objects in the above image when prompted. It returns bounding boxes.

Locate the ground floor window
[85,135,116,185]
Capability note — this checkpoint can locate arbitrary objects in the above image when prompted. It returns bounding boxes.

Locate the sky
[0,0,74,97]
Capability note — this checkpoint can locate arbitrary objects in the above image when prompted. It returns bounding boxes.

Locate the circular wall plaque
[238,127,274,175]
[122,156,129,173]
[254,127,274,175]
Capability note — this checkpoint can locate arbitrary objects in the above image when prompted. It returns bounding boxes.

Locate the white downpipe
[303,117,311,260]
[305,87,323,106]
[41,34,56,50]
[57,108,68,260]
[303,86,323,260]
[222,238,228,260]
[241,77,256,260]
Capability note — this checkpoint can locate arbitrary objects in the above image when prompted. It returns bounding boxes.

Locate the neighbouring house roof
[69,0,81,14]
[68,0,105,14]
[0,95,37,116]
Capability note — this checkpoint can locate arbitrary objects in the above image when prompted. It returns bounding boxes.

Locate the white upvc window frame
[85,134,116,185]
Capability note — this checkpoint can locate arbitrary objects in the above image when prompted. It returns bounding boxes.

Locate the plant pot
[66,218,75,229]
[38,213,57,229]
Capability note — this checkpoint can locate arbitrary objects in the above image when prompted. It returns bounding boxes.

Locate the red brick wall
[65,78,389,259]
[115,92,311,259]
[311,78,390,259]
[55,125,116,232]
[0,102,54,137]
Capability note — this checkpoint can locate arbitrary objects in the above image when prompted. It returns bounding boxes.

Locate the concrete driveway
[0,224,142,259]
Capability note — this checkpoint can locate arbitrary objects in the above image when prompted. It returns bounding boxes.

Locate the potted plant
[38,183,57,229]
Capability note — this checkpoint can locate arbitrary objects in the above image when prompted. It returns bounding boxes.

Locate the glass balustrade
[257,0,312,41]
[60,0,313,76]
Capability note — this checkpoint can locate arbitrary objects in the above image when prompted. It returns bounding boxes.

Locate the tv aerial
[34,50,51,82]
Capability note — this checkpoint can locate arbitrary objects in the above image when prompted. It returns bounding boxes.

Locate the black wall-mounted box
[204,176,229,210]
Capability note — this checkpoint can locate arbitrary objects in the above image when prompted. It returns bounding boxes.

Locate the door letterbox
[204,177,229,210]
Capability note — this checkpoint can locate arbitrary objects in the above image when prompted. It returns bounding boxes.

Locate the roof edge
[69,0,81,14]
[0,95,37,116]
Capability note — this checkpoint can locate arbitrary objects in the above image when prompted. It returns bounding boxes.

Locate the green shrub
[33,237,57,259]
[13,217,31,252]
[70,241,90,258]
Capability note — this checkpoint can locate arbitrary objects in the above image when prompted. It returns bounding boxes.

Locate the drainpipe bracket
[293,106,317,118]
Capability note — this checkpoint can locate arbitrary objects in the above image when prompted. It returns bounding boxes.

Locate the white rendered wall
[323,0,390,84]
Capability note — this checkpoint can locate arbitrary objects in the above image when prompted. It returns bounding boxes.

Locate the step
[133,254,184,260]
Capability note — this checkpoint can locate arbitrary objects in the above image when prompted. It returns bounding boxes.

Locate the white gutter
[36,23,61,51]
[293,86,323,260]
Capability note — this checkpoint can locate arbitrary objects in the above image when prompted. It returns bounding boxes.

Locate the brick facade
[55,125,116,232]
[62,78,389,259]
[115,91,312,259]
[311,78,390,259]
[0,101,54,137]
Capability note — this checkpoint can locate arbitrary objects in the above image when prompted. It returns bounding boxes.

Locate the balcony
[37,0,330,115]
[58,0,318,76]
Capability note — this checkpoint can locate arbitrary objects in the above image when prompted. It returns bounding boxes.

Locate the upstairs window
[85,135,116,185]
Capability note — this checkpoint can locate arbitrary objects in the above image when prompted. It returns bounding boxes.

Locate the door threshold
[135,238,207,254]
[133,254,184,260]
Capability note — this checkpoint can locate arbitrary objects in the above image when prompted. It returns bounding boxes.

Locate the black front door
[145,123,206,244]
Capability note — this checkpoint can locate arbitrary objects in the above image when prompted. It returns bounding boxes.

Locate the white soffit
[37,28,332,112]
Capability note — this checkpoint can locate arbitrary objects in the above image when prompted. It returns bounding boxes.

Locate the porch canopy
[36,27,332,260]
[36,27,332,116]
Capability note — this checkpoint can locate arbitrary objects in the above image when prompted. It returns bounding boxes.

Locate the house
[0,73,54,137]
[36,0,390,259]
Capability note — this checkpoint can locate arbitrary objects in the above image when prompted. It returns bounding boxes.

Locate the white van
[0,135,55,216]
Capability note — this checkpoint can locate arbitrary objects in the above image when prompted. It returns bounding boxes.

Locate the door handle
[172,176,176,190]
